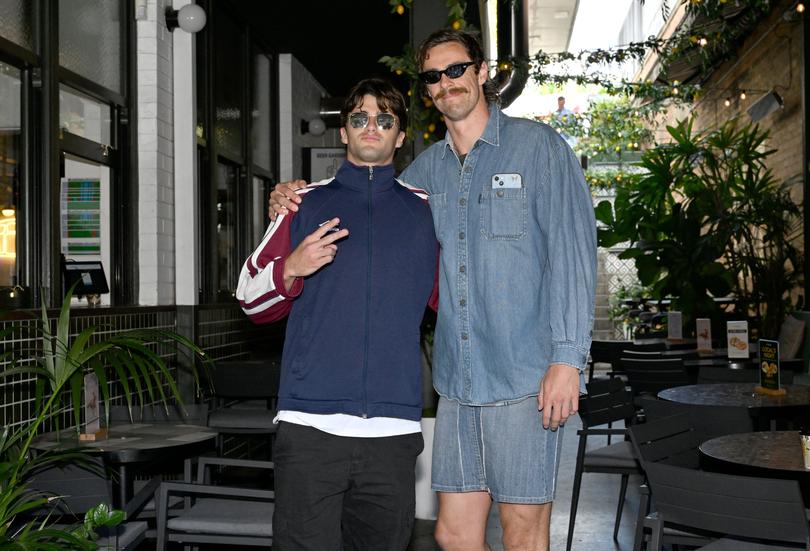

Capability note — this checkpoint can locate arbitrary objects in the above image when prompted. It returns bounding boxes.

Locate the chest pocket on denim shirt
[479,187,527,240]
[428,193,448,245]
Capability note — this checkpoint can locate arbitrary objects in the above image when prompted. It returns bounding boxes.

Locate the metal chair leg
[566,437,588,551]
[614,473,629,540]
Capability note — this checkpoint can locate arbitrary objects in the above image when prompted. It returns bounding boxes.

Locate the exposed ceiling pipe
[493,0,529,108]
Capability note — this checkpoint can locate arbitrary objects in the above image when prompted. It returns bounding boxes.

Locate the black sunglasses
[418,61,476,85]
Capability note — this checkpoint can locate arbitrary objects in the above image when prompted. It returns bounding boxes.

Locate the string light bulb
[724,97,732,107]
[698,37,708,47]
[797,3,805,13]
[739,90,747,100]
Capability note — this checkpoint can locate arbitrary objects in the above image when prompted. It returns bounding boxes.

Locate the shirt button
[496,190,504,198]
[459,265,466,273]
[460,198,466,206]
[461,333,469,340]
[459,232,465,240]
[460,298,466,307]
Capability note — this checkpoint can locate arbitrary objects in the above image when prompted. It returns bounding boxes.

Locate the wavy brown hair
[340,78,408,130]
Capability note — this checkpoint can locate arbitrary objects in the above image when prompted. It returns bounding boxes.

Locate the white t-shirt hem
[275,410,422,438]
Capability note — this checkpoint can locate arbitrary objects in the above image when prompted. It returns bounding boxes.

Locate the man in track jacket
[236,78,438,551]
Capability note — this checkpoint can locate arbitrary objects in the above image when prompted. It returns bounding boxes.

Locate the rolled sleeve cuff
[551,342,589,372]
[272,258,304,299]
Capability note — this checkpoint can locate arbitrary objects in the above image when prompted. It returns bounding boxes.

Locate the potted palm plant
[0,288,211,548]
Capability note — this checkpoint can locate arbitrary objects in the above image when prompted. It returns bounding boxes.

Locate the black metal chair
[155,456,275,549]
[620,357,691,403]
[644,462,810,550]
[626,413,712,551]
[28,459,148,550]
[206,358,280,456]
[637,396,754,444]
[588,339,633,382]
[566,377,640,551]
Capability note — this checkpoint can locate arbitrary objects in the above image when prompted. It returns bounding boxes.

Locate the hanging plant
[381,0,773,140]
[380,0,469,143]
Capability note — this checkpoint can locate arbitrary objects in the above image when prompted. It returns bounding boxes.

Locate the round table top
[32,422,217,463]
[658,383,810,409]
[699,431,808,474]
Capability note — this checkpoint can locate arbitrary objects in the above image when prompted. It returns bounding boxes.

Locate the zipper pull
[368,165,373,181]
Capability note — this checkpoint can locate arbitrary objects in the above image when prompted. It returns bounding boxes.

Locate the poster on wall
[61,179,101,257]
[304,148,346,183]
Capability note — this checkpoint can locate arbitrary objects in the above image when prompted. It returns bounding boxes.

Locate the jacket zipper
[362,165,373,418]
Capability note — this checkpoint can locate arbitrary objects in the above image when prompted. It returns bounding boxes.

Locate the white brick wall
[137,0,176,305]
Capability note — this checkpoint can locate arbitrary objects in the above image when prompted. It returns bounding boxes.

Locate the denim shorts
[431,395,564,503]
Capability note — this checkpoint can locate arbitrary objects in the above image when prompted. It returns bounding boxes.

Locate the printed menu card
[758,339,781,391]
[696,318,712,353]
[726,321,749,358]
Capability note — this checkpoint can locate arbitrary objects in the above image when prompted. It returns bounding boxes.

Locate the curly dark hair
[340,78,408,130]
[416,29,499,104]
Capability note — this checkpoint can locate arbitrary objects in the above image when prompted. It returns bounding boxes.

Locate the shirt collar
[441,104,501,160]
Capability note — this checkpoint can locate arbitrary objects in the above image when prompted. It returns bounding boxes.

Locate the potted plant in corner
[596,118,803,336]
[0,288,211,549]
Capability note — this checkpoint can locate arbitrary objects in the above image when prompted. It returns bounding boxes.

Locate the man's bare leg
[434,491,492,551]
[498,502,553,551]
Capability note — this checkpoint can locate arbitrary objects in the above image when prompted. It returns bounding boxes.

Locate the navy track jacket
[237,161,438,421]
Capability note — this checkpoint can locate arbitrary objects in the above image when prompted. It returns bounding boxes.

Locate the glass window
[216,161,238,298]
[214,12,244,161]
[0,0,34,51]
[61,154,112,305]
[252,175,268,245]
[59,0,122,94]
[252,54,272,172]
[0,62,21,289]
[59,85,112,146]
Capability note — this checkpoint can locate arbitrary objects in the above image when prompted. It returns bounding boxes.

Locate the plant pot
[414,417,437,520]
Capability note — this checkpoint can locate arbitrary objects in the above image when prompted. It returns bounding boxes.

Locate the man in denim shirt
[402,30,595,550]
[269,30,595,551]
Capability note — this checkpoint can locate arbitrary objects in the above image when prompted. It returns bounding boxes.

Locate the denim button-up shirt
[400,106,596,405]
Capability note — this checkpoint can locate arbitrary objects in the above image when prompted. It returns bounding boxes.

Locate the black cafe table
[32,423,217,508]
[658,383,810,430]
[699,431,810,502]
[700,431,807,475]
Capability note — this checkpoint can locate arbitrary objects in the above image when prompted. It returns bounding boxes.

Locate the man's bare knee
[435,492,491,551]
[435,519,489,551]
[500,502,552,551]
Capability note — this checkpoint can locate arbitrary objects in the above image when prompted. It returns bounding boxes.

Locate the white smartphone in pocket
[491,173,522,189]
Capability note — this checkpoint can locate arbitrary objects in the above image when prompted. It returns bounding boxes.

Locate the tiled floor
[407,413,643,551]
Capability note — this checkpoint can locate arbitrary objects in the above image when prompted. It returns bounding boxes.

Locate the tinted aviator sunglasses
[418,61,476,84]
[349,112,397,130]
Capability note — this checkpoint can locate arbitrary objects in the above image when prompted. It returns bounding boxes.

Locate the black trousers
[272,421,424,551]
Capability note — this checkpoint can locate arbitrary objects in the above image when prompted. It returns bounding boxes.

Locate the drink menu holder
[696,318,712,354]
[754,339,786,396]
[727,321,750,359]
[79,373,108,441]
[667,311,683,341]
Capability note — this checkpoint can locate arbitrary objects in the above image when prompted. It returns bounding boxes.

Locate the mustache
[434,87,467,101]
